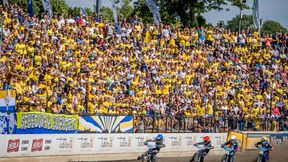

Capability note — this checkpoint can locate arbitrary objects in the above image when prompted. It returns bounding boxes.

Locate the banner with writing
[16,112,78,134]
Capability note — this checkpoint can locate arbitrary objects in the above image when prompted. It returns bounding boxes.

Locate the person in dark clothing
[255,137,273,161]
[190,136,214,162]
[137,134,165,160]
[221,136,239,162]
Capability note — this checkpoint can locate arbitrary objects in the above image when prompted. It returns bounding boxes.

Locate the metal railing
[133,114,288,133]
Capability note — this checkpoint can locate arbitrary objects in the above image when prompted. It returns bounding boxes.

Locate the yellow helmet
[262,137,268,142]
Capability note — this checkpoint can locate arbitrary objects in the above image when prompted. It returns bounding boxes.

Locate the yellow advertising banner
[16,112,78,133]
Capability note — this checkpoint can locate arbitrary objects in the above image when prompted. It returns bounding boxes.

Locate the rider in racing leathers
[221,135,239,162]
[137,134,165,160]
[255,137,273,160]
[190,136,214,162]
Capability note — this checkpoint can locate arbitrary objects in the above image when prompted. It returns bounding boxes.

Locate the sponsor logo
[21,147,28,151]
[135,136,146,147]
[21,140,29,145]
[44,146,50,150]
[169,136,182,147]
[78,137,94,149]
[98,137,113,148]
[7,139,20,153]
[214,136,224,146]
[32,139,43,152]
[45,140,52,144]
[185,136,196,146]
[56,137,73,149]
[117,136,131,147]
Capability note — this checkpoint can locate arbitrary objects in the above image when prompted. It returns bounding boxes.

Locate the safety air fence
[0,133,227,158]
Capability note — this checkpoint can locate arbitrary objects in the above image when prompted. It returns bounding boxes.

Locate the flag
[2,0,8,7]
[145,0,161,26]
[80,7,87,17]
[112,1,121,34]
[42,0,53,19]
[28,0,34,17]
[253,0,260,29]
[96,0,100,21]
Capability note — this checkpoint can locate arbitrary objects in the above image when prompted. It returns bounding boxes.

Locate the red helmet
[203,136,210,142]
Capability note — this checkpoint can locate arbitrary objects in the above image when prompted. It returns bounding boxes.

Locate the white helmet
[230,136,236,141]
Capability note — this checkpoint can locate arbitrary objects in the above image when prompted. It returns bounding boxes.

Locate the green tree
[117,0,133,18]
[217,20,225,28]
[132,0,245,27]
[85,8,93,17]
[226,14,253,32]
[261,20,287,34]
[100,6,113,22]
[230,0,249,10]
[50,0,69,17]
[8,0,70,17]
[9,0,44,16]
[68,7,80,17]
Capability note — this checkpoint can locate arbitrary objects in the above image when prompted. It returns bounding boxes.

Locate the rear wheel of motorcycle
[190,153,196,162]
[221,154,227,162]
[152,154,157,162]
[256,155,262,162]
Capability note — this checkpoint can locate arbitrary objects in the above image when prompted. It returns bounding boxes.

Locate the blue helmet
[156,134,163,140]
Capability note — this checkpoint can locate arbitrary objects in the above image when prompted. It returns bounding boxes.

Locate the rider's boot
[137,154,144,160]
[190,154,195,162]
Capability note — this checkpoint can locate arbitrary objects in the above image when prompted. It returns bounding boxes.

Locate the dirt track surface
[109,143,288,162]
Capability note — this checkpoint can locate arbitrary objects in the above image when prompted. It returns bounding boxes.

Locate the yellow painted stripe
[0,90,16,98]
[120,120,133,132]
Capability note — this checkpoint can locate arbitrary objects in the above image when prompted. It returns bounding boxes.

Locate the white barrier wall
[0,133,227,158]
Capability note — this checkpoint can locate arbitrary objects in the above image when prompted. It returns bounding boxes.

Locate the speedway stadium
[0,0,288,162]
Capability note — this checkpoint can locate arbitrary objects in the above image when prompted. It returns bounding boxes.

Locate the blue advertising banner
[79,116,133,133]
[0,90,17,134]
[0,112,16,134]
[15,112,78,134]
[270,133,288,145]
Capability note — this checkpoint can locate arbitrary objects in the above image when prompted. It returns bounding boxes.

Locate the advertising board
[0,133,228,157]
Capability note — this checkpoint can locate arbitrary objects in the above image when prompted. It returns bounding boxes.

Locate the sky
[65,0,288,28]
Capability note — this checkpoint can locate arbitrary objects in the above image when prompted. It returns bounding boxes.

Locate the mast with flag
[28,0,34,17]
[253,0,260,34]
[95,0,100,22]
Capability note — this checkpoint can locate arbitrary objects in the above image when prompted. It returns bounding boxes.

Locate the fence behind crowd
[2,112,286,134]
[133,113,287,133]
[0,90,287,134]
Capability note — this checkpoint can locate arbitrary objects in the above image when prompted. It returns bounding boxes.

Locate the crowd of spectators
[0,3,287,132]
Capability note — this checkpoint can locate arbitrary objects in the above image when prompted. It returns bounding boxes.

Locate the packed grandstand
[0,1,287,134]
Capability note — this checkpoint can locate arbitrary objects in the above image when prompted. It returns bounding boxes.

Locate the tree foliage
[99,0,133,23]
[226,14,253,32]
[100,6,114,22]
[50,0,69,17]
[6,0,84,18]
[132,0,246,27]
[117,0,133,18]
[261,20,287,34]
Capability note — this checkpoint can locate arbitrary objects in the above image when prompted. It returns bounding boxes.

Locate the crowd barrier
[1,90,287,134]
[227,131,288,151]
[2,111,286,134]
[0,133,227,158]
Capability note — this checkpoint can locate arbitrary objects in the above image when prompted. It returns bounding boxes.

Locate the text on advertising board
[31,139,43,152]
[7,139,19,153]
[18,113,77,131]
